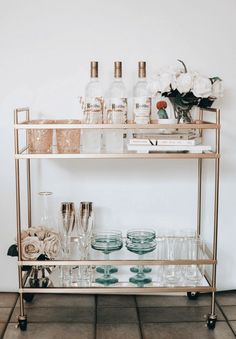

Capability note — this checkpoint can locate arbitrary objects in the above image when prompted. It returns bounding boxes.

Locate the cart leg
[18,292,27,331]
[207,291,217,329]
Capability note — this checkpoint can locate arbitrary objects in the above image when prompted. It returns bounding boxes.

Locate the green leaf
[177,59,187,73]
[210,77,222,84]
[7,244,18,257]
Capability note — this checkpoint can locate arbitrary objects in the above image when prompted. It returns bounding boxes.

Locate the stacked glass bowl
[126,229,157,287]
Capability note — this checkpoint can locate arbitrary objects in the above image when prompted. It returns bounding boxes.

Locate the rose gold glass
[56,120,81,153]
[27,120,53,154]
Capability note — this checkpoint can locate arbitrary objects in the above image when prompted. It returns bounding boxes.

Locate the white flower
[176,73,194,93]
[44,234,60,259]
[148,73,172,94]
[211,79,223,98]
[192,76,212,98]
[21,236,43,260]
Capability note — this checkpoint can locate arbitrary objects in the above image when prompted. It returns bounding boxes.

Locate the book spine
[157,138,201,146]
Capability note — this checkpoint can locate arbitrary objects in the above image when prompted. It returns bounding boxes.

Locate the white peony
[192,76,212,98]
[211,79,223,98]
[148,73,172,94]
[21,236,43,260]
[176,73,194,93]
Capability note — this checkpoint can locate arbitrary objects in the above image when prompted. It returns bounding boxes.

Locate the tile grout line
[1,294,19,339]
[215,299,236,337]
[135,296,144,339]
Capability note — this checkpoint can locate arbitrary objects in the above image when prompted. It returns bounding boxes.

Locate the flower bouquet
[8,226,60,288]
[149,60,223,123]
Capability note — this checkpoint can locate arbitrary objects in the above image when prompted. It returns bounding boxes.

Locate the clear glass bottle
[104,62,127,153]
[133,61,151,124]
[82,61,103,153]
[108,61,128,123]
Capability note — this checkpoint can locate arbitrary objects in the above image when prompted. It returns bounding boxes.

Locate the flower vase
[29,266,50,288]
[174,104,193,124]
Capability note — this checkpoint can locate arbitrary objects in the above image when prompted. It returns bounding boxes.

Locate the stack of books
[127,133,212,153]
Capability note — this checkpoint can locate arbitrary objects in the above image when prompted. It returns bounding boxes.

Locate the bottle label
[134,97,151,118]
[109,98,128,123]
[84,97,103,123]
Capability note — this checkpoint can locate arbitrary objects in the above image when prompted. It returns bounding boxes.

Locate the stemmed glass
[58,202,76,286]
[78,202,94,259]
[91,231,123,285]
[126,229,157,287]
[127,229,156,274]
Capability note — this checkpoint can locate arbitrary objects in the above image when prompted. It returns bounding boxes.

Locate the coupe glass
[91,231,123,285]
[126,238,157,287]
[127,229,156,273]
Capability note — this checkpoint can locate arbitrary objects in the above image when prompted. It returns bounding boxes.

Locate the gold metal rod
[19,286,216,294]
[14,122,219,130]
[197,158,203,237]
[211,109,220,316]
[26,108,32,227]
[17,259,216,266]
[15,153,220,160]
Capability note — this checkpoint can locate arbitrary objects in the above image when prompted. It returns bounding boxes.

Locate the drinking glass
[163,235,183,285]
[91,231,123,285]
[127,229,156,273]
[38,191,54,228]
[185,237,205,284]
[27,120,53,153]
[56,120,81,153]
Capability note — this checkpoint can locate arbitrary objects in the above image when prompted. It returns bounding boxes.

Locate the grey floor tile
[229,321,236,335]
[217,291,236,306]
[142,322,235,339]
[10,306,95,323]
[0,308,12,323]
[139,306,224,323]
[0,323,6,338]
[0,293,18,307]
[221,306,236,320]
[136,293,211,307]
[97,295,136,307]
[16,294,95,308]
[96,324,141,339]
[3,323,95,339]
[97,307,138,324]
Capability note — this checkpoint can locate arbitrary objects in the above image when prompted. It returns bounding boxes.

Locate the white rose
[176,73,194,93]
[192,76,212,98]
[211,79,223,98]
[21,236,43,260]
[44,234,60,259]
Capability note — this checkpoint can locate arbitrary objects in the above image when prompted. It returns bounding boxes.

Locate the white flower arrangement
[20,226,60,260]
[149,60,223,123]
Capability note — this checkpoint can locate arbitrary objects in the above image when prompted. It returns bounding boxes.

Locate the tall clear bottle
[82,61,103,153]
[108,61,128,123]
[133,61,151,124]
[104,61,127,153]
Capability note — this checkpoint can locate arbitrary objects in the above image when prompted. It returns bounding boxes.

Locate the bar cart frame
[13,107,220,330]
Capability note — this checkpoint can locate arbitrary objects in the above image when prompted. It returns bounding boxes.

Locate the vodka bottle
[133,61,151,124]
[82,61,102,153]
[108,61,128,123]
[84,61,103,123]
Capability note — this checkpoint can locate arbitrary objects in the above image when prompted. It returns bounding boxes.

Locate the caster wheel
[23,294,34,302]
[187,292,200,300]
[207,317,216,330]
[18,316,27,331]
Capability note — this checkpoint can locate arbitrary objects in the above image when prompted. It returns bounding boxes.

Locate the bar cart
[13,107,220,330]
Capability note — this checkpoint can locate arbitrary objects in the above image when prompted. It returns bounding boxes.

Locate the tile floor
[1,291,236,338]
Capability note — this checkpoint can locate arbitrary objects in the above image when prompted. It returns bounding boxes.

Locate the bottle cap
[90,61,98,78]
[138,61,146,78]
[114,61,122,78]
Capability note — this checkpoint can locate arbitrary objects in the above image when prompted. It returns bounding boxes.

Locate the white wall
[0,0,235,291]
